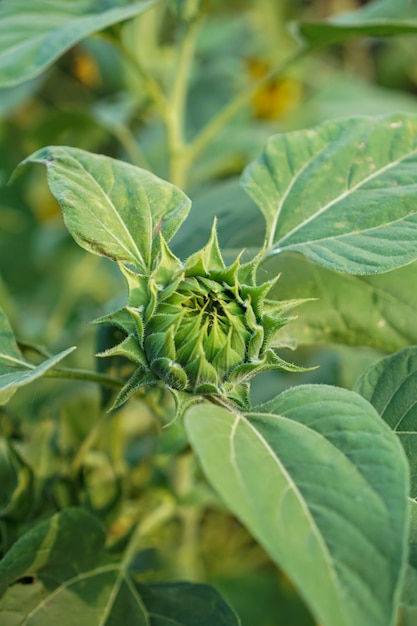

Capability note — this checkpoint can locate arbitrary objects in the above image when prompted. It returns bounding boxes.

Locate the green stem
[105,34,170,118]
[43,367,124,389]
[188,46,309,164]
[111,123,152,170]
[166,11,203,188]
[121,496,176,573]
[174,452,203,580]
[71,412,112,476]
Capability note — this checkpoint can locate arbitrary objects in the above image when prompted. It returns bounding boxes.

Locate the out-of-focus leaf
[20,146,191,273]
[0,508,105,590]
[0,439,33,522]
[354,346,417,497]
[287,74,417,129]
[0,0,158,88]
[137,581,242,626]
[0,305,76,404]
[0,80,41,119]
[171,179,264,258]
[185,386,409,626]
[297,0,417,48]
[242,114,417,275]
[0,509,240,626]
[263,254,417,352]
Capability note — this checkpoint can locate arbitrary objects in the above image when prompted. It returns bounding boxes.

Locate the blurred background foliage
[1,1,417,624]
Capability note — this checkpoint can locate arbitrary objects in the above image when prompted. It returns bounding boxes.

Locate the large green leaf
[263,254,417,352]
[354,346,417,498]
[399,499,417,625]
[0,306,76,404]
[0,510,240,626]
[20,147,191,273]
[185,386,409,626]
[0,0,158,88]
[297,0,417,48]
[242,114,417,275]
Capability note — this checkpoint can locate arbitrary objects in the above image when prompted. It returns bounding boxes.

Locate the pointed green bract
[242,114,417,275]
[0,0,158,87]
[96,226,302,410]
[185,386,410,626]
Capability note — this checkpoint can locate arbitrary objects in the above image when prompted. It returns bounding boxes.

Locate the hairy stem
[43,367,124,389]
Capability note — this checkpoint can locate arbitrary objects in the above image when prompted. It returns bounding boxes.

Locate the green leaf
[297,0,417,49]
[242,114,417,275]
[398,499,417,625]
[20,147,191,273]
[0,0,158,88]
[0,508,105,590]
[0,439,33,523]
[136,581,241,626]
[0,510,240,626]
[0,307,31,371]
[185,386,409,626]
[354,346,417,498]
[0,306,76,404]
[263,254,417,352]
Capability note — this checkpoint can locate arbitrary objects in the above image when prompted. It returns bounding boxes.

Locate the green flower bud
[94,223,302,412]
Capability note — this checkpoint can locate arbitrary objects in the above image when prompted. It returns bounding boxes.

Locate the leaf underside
[354,346,417,498]
[297,0,417,47]
[185,385,409,626]
[0,0,158,87]
[20,146,191,273]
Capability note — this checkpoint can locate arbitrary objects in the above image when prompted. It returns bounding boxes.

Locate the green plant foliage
[185,385,410,626]
[0,439,33,527]
[0,508,240,626]
[0,0,158,88]
[263,254,417,352]
[136,581,242,626]
[20,147,191,274]
[0,306,76,404]
[0,508,106,590]
[95,225,304,411]
[354,346,417,497]
[2,1,417,624]
[242,114,417,275]
[298,0,417,48]
[399,500,417,625]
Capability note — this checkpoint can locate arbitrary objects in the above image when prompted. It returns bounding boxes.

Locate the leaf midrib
[229,411,348,626]
[52,151,148,271]
[276,146,417,247]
